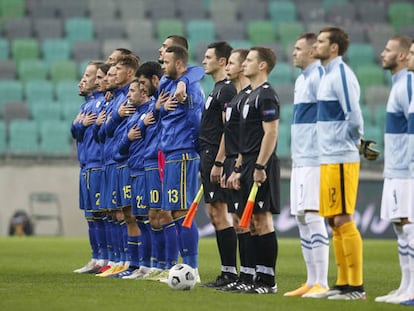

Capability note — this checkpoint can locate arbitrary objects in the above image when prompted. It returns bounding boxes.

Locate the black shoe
[201,273,238,288]
[242,282,278,294]
[219,280,253,292]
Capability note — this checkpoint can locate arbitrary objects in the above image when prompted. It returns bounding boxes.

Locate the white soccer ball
[167,264,196,290]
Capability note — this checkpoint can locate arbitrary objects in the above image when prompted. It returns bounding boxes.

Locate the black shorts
[240,153,280,215]
[200,147,227,204]
[223,156,242,215]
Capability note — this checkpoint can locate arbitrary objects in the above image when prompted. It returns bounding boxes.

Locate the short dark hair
[319,27,349,56]
[250,46,276,73]
[297,32,317,46]
[231,48,249,64]
[165,45,189,65]
[117,54,140,71]
[115,48,133,55]
[88,60,104,68]
[207,41,233,61]
[167,35,189,50]
[136,61,163,79]
[98,63,111,74]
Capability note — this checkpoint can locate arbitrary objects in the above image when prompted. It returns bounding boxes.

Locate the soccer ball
[167,264,196,290]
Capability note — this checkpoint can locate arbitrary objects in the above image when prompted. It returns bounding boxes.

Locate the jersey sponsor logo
[242,101,249,119]
[225,107,232,121]
[205,96,213,110]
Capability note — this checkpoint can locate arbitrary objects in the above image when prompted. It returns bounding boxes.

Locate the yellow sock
[339,221,363,286]
[332,226,348,286]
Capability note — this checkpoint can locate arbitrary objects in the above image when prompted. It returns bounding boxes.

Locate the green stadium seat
[64,17,94,45]
[55,80,82,104]
[42,39,71,66]
[277,121,291,158]
[277,22,305,48]
[11,39,40,67]
[0,0,25,23]
[388,2,414,32]
[279,102,293,125]
[322,0,348,11]
[50,60,78,85]
[269,62,293,87]
[373,105,386,129]
[0,38,9,60]
[17,60,48,84]
[355,65,384,94]
[200,76,215,95]
[157,19,184,42]
[0,120,6,155]
[346,43,376,68]
[31,103,62,125]
[8,119,39,155]
[247,20,276,45]
[25,80,54,105]
[39,120,72,157]
[61,101,82,122]
[269,0,297,28]
[0,80,23,115]
[364,123,384,153]
[187,19,215,49]
[229,40,252,49]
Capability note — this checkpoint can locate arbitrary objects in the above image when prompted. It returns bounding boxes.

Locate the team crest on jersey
[242,101,250,119]
[225,107,232,121]
[140,113,146,121]
[205,96,213,110]
[95,101,102,108]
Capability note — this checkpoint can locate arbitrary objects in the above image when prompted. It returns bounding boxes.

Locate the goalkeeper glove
[359,139,380,161]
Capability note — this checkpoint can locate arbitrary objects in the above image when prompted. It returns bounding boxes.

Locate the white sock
[306,212,329,288]
[297,215,314,287]
[403,223,414,294]
[394,223,410,293]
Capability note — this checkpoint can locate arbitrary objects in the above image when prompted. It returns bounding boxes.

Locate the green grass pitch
[0,237,406,311]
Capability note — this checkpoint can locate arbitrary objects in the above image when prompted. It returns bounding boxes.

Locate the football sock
[111,220,120,263]
[339,221,363,287]
[216,227,237,275]
[255,231,277,287]
[137,221,152,268]
[127,235,140,268]
[150,227,163,269]
[242,232,256,282]
[120,221,127,264]
[175,218,199,269]
[297,215,314,286]
[94,215,108,261]
[396,223,410,293]
[307,212,329,288]
[104,217,114,262]
[332,226,348,286]
[163,221,178,269]
[403,223,414,294]
[87,218,99,259]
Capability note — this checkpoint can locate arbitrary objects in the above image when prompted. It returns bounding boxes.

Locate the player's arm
[211,111,226,184]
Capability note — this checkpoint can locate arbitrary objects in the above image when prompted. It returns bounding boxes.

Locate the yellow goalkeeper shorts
[319,162,360,218]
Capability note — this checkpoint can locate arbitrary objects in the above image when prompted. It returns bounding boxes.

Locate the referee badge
[225,107,232,121]
[242,101,249,119]
[205,96,212,110]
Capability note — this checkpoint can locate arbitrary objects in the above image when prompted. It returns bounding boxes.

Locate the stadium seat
[357,1,388,24]
[322,0,348,11]
[64,17,94,45]
[11,39,40,67]
[0,38,9,60]
[277,22,305,48]
[4,17,32,40]
[42,39,71,66]
[33,18,64,41]
[61,101,82,122]
[39,120,72,157]
[55,80,82,104]
[8,120,39,155]
[364,85,390,110]
[50,60,78,85]
[24,80,54,105]
[17,59,48,84]
[31,102,61,125]
[145,0,177,20]
[355,66,385,94]
[280,102,294,125]
[388,2,414,32]
[2,101,30,125]
[157,19,185,42]
[101,39,133,60]
[118,0,146,20]
[94,20,127,41]
[238,0,268,23]
[26,0,57,18]
[274,84,294,105]
[209,0,238,23]
[247,20,276,45]
[277,121,291,158]
[56,0,88,19]
[228,40,252,49]
[346,43,376,68]
[325,2,357,25]
[187,19,215,51]
[88,0,118,20]
[0,80,23,115]
[72,40,102,63]
[0,60,16,79]
[216,21,246,41]
[373,105,386,129]
[268,0,297,28]
[0,0,25,22]
[269,62,293,86]
[176,0,206,21]
[0,120,6,155]
[125,19,155,46]
[296,0,324,23]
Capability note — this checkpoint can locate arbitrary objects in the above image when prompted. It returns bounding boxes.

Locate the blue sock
[149,228,159,268]
[111,220,120,263]
[151,227,166,269]
[163,221,179,269]
[175,218,199,269]
[87,218,99,259]
[119,221,127,263]
[138,221,151,267]
[127,235,140,268]
[94,215,107,261]
[104,217,114,262]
